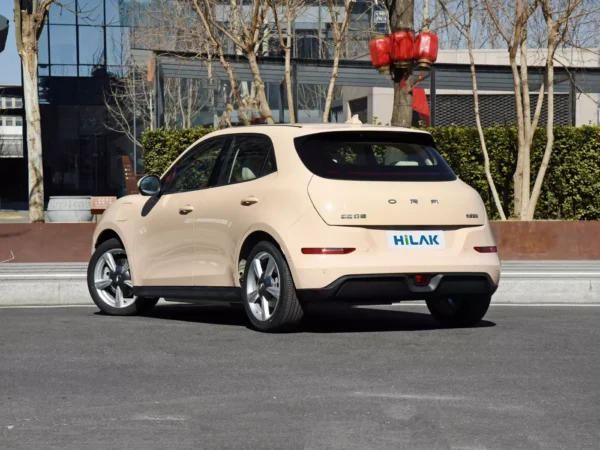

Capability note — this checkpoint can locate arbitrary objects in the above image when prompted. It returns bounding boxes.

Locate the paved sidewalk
[1,261,600,306]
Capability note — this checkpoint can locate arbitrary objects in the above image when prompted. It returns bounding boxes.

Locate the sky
[0,2,22,86]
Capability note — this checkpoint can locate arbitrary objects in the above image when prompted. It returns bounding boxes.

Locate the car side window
[162,137,230,195]
[222,135,276,185]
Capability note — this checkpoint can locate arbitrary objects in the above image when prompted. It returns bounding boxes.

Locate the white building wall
[575,94,600,126]
[342,48,600,126]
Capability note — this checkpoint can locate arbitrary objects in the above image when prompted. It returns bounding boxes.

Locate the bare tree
[322,0,353,122]
[526,0,588,220]
[105,61,210,144]
[437,0,507,220]
[483,0,593,219]
[192,0,276,124]
[268,0,306,123]
[105,65,154,148]
[14,0,56,222]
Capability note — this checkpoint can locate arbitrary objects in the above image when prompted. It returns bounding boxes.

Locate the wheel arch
[235,226,297,287]
[94,229,124,249]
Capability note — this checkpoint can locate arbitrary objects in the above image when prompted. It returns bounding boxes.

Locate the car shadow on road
[135,303,496,333]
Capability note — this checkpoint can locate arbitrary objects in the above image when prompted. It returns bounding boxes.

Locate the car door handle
[179,205,194,215]
[241,196,259,206]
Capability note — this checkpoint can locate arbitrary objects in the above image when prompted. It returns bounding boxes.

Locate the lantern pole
[423,0,429,31]
[390,0,414,127]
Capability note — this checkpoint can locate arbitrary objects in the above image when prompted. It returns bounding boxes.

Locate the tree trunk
[467,40,506,220]
[509,55,526,218]
[389,0,414,127]
[22,41,44,223]
[519,39,532,218]
[323,42,342,122]
[218,54,250,126]
[391,70,413,127]
[284,37,295,123]
[246,51,275,124]
[527,31,557,220]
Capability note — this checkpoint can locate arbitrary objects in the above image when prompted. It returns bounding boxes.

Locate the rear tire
[242,241,304,332]
[426,296,491,328]
[88,238,158,316]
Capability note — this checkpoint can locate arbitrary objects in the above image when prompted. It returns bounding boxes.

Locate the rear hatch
[307,177,485,227]
[296,130,486,227]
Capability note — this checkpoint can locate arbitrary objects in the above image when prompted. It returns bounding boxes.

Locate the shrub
[428,125,600,220]
[141,125,600,220]
[141,127,214,176]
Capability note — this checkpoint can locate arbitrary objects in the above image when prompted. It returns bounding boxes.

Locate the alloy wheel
[93,248,135,309]
[245,251,281,321]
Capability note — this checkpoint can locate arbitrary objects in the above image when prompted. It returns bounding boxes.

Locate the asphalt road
[0,304,598,450]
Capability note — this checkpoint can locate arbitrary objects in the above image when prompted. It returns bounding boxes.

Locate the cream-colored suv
[88,124,500,332]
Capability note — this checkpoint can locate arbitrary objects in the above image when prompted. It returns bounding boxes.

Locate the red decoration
[414,32,439,69]
[369,35,392,74]
[390,31,414,68]
[412,88,430,126]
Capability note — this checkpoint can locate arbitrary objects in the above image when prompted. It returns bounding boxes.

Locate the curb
[1,262,600,306]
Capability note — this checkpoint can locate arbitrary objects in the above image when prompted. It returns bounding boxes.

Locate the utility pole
[389,0,414,127]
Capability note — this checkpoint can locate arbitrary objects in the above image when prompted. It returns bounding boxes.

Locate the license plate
[386,231,446,250]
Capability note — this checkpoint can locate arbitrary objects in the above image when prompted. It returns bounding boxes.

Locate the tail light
[301,248,356,255]
[474,246,498,253]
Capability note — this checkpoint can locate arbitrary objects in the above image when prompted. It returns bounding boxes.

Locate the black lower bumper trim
[297,273,498,304]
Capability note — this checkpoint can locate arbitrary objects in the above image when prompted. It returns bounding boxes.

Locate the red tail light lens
[474,246,498,253]
[301,248,356,255]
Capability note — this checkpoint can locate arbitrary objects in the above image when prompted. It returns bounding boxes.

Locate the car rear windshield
[294,131,457,182]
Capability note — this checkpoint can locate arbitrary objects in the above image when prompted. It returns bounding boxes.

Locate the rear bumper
[296,273,498,304]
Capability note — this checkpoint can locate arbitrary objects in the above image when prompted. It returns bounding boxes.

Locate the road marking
[502,272,600,276]
[0,274,86,278]
[354,392,465,401]
[394,303,600,307]
[0,305,95,309]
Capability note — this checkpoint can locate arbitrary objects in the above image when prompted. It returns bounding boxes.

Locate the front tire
[87,238,158,316]
[426,296,492,327]
[242,241,304,332]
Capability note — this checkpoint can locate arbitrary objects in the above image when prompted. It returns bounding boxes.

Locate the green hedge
[142,127,214,176]
[428,125,600,220]
[142,125,600,220]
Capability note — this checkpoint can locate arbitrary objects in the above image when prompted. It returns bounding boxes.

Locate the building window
[16,118,23,127]
[106,27,130,66]
[49,25,77,64]
[5,117,14,126]
[106,0,125,26]
[78,0,104,26]
[51,65,79,76]
[79,26,105,65]
[15,98,23,108]
[39,26,49,65]
[49,0,76,25]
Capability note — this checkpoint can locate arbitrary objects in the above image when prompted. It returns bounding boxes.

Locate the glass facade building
[38,0,134,199]
[19,0,380,203]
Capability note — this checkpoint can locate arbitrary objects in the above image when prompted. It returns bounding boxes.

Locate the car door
[134,136,231,287]
[193,134,277,287]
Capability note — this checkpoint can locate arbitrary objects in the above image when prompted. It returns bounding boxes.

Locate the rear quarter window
[294,131,457,182]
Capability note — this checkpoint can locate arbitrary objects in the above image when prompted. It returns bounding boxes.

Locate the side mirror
[138,175,161,196]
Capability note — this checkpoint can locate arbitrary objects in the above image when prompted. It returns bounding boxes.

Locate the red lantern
[414,32,439,69]
[390,31,414,68]
[369,35,392,74]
